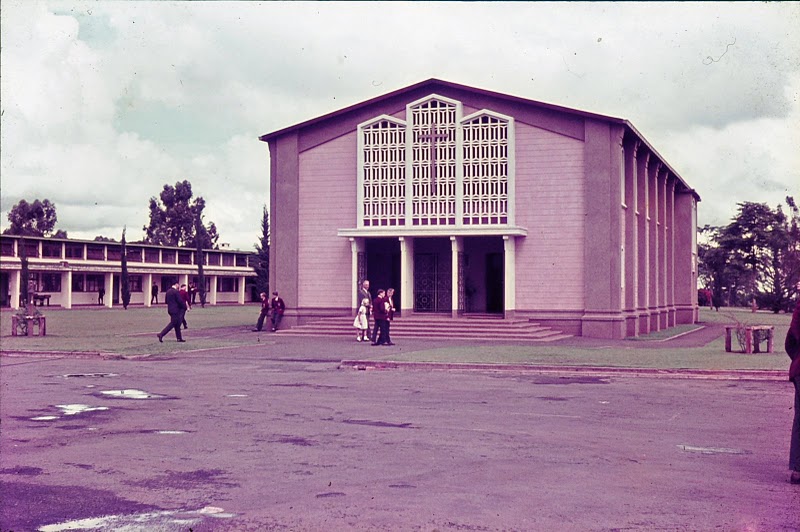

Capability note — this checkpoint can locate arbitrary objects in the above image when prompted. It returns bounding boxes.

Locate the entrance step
[276,315,571,342]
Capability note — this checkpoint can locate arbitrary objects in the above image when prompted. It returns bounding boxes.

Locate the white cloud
[1,1,798,248]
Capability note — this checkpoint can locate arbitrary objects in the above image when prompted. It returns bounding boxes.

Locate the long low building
[0,234,257,309]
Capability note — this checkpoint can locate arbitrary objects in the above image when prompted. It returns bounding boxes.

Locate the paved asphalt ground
[1,336,799,531]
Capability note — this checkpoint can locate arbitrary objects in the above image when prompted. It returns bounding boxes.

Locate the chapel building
[259,79,700,339]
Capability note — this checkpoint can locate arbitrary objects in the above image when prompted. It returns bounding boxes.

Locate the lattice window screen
[462,115,509,225]
[410,100,457,226]
[362,120,406,227]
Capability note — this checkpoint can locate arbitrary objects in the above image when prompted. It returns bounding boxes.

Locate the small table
[11,315,47,336]
[724,325,774,353]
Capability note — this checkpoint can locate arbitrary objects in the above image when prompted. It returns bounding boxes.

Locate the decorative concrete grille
[362,120,406,227]
[462,115,509,225]
[410,99,457,226]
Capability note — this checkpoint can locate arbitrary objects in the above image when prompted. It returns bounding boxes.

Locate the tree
[120,227,131,309]
[4,199,58,236]
[194,213,208,308]
[253,205,270,297]
[698,197,800,312]
[143,180,219,247]
[19,236,30,305]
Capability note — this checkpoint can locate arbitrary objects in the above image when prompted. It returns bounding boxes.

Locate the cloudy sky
[1,1,798,250]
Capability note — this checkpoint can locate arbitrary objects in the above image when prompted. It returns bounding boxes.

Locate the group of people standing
[151,282,200,306]
[354,279,396,346]
[253,291,286,332]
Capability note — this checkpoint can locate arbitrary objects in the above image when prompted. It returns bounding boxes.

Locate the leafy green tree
[253,205,270,297]
[699,197,800,312]
[4,199,58,236]
[19,236,30,305]
[144,180,219,247]
[120,228,131,309]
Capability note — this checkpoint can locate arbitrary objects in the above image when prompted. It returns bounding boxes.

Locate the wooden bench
[11,315,47,336]
[32,294,51,306]
[724,325,774,353]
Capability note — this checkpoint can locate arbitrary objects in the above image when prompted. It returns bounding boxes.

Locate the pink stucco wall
[514,122,585,310]
[297,133,358,309]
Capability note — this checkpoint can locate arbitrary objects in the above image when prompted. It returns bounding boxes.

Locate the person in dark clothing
[270,291,286,332]
[98,287,105,305]
[157,283,186,343]
[179,284,191,329]
[253,292,269,332]
[785,282,800,485]
[151,283,159,304]
[371,289,389,346]
[189,282,198,305]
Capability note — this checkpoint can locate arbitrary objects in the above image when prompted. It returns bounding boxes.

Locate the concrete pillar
[451,237,463,317]
[658,166,669,329]
[503,236,516,319]
[238,276,246,304]
[209,276,218,305]
[104,272,113,308]
[636,151,650,335]
[623,138,640,337]
[61,270,72,309]
[144,273,153,308]
[674,191,698,324]
[399,237,414,315]
[350,238,365,311]
[10,270,20,310]
[666,178,677,326]
[648,161,661,332]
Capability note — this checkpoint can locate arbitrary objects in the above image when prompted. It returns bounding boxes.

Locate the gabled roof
[258,78,624,142]
[258,78,698,199]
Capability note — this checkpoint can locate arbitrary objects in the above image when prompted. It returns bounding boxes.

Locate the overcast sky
[1,1,798,250]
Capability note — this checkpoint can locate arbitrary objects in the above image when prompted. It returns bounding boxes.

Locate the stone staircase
[276,314,572,342]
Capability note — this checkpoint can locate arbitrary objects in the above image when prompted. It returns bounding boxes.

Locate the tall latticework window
[410,99,457,226]
[362,120,406,226]
[462,114,509,225]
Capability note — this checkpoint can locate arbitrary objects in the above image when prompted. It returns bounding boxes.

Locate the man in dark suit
[371,289,388,346]
[157,282,187,343]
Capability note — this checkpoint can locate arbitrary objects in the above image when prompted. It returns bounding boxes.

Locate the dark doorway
[485,253,504,313]
[112,275,120,305]
[365,238,401,314]
[0,273,8,307]
[414,253,451,312]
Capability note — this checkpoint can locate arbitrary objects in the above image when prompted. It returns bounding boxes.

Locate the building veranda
[0,235,256,309]
[262,79,700,339]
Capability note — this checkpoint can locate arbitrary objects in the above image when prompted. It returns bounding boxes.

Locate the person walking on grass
[785,281,800,485]
[179,283,191,329]
[353,297,370,342]
[157,282,186,343]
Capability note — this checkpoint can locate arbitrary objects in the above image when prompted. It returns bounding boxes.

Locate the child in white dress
[353,297,370,341]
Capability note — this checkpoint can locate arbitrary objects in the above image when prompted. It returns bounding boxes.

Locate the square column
[10,270,20,310]
[209,276,218,305]
[503,236,516,319]
[104,272,113,308]
[674,192,698,324]
[450,237,463,317]
[238,276,246,304]
[61,270,72,309]
[623,138,640,337]
[666,178,677,326]
[648,162,661,332]
[658,167,669,329]
[144,273,153,307]
[636,151,650,334]
[399,237,414,315]
[350,238,366,311]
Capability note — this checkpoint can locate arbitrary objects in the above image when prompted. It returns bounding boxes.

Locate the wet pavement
[1,336,799,531]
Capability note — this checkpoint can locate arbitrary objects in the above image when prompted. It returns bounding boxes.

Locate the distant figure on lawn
[98,287,105,305]
[151,283,159,305]
[157,282,186,343]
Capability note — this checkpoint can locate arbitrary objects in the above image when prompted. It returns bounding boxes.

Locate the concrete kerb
[338,359,787,381]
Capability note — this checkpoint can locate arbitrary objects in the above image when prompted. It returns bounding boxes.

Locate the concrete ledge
[339,359,786,381]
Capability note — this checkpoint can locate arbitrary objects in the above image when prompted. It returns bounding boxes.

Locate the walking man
[157,282,186,343]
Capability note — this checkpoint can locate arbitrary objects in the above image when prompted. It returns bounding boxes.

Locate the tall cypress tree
[19,236,29,306]
[120,227,131,309]
[195,213,207,308]
[254,205,270,296]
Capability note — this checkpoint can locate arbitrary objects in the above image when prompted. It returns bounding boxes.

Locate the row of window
[24,273,241,293]
[0,240,251,267]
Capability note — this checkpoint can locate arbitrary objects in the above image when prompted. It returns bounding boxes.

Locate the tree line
[5,180,270,309]
[699,197,799,313]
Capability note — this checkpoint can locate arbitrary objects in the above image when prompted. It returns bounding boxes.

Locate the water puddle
[31,416,59,421]
[99,389,165,400]
[678,444,751,455]
[226,394,248,397]
[57,404,110,416]
[155,430,186,435]
[38,505,235,531]
[61,373,118,379]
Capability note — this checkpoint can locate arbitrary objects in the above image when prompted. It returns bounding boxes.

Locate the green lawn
[0,305,793,372]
